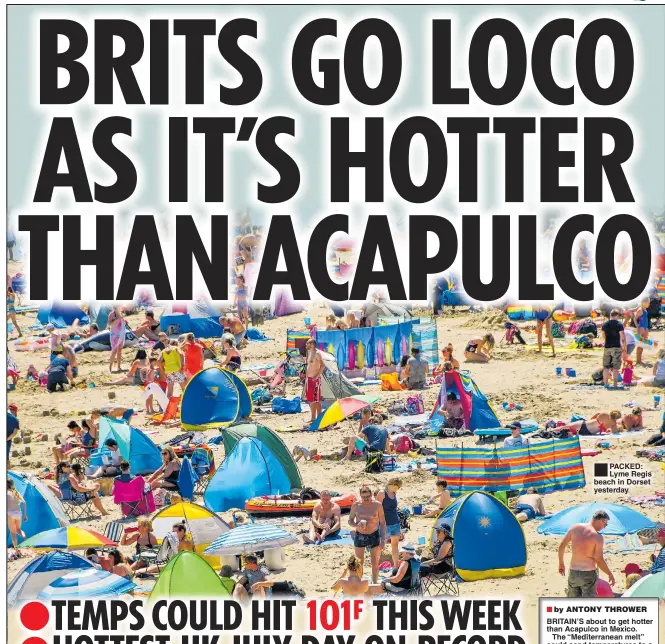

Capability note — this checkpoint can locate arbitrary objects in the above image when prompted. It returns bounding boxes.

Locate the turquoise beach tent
[203,436,291,512]
[97,417,162,475]
[7,472,69,546]
[181,367,252,430]
[37,302,89,328]
[431,491,526,581]
[537,502,657,536]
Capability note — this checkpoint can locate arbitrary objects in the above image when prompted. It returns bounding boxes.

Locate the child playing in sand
[292,445,318,462]
[438,392,465,429]
[423,480,451,517]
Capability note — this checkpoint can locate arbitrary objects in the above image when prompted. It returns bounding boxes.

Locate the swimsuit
[7,296,15,313]
[353,529,380,549]
[109,318,126,351]
[514,504,537,521]
[637,310,648,329]
[226,355,241,372]
[305,376,322,403]
[465,341,478,354]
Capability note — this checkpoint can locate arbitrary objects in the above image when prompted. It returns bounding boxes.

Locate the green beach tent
[148,551,231,600]
[221,422,302,489]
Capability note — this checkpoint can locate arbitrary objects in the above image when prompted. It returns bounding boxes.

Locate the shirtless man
[513,488,551,522]
[348,485,386,583]
[303,490,342,544]
[558,510,615,597]
[305,339,325,423]
[221,315,246,347]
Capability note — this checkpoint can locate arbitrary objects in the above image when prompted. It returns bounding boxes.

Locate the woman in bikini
[559,410,622,435]
[100,349,150,386]
[534,305,556,357]
[7,477,27,549]
[331,555,369,596]
[220,338,242,372]
[107,307,127,372]
[464,333,495,363]
[121,518,159,572]
[147,445,181,491]
[7,287,22,337]
[634,299,650,367]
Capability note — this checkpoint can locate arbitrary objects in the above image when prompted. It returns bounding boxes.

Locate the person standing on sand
[305,338,325,424]
[558,509,615,597]
[602,309,626,389]
[107,307,127,373]
[303,490,342,544]
[348,485,386,584]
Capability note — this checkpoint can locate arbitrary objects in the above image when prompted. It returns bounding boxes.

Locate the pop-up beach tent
[149,552,231,600]
[97,417,162,475]
[37,302,89,328]
[7,472,69,546]
[180,367,253,430]
[160,300,224,338]
[431,491,527,581]
[221,422,302,490]
[431,370,501,431]
[204,436,291,512]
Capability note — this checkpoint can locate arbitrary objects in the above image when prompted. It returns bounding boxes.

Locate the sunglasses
[161,451,170,456]
[360,493,372,499]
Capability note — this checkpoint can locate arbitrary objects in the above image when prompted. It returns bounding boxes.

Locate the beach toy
[357,341,365,369]
[88,382,96,388]
[654,395,661,408]
[413,504,423,516]
[73,335,80,340]
[568,369,576,377]
[417,536,426,545]
[348,341,356,370]
[304,317,311,326]
[556,367,562,378]
[598,441,611,448]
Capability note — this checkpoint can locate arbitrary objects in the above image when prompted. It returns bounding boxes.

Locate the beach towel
[303,530,354,547]
[245,328,271,342]
[346,328,374,368]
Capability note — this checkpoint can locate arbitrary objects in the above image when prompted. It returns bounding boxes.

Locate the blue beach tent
[431,491,526,581]
[160,300,224,338]
[37,302,89,328]
[181,367,252,430]
[177,457,198,501]
[7,472,69,546]
[537,502,657,536]
[203,436,291,512]
[97,417,162,475]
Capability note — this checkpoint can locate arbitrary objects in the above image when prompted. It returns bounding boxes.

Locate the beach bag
[578,319,598,337]
[252,388,272,405]
[551,322,566,338]
[272,397,302,414]
[591,369,604,383]
[394,435,416,453]
[365,450,385,473]
[405,394,425,415]
[397,508,410,531]
[380,372,404,391]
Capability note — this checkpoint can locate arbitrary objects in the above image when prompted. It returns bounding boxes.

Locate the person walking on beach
[305,338,325,424]
[348,485,386,584]
[602,309,626,389]
[558,509,615,597]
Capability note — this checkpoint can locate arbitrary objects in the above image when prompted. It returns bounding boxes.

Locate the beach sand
[6,297,665,636]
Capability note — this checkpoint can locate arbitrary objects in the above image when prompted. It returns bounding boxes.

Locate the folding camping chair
[421,560,459,597]
[383,560,422,596]
[191,447,215,495]
[99,521,125,554]
[59,480,98,522]
[113,476,156,518]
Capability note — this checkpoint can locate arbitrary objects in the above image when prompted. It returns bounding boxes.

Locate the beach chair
[58,480,98,522]
[99,521,125,554]
[151,396,180,424]
[421,560,459,597]
[113,476,156,518]
[384,559,422,596]
[191,447,215,495]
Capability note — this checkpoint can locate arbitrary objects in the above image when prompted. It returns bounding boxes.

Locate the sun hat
[622,563,642,575]
[399,542,416,555]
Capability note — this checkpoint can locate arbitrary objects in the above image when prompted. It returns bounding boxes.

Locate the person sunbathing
[219,338,242,372]
[232,555,267,600]
[420,525,454,576]
[560,411,622,436]
[147,445,181,490]
[331,556,369,596]
[100,349,150,386]
[303,490,341,544]
[464,333,495,363]
[121,518,159,572]
[513,488,552,522]
[68,463,108,516]
[621,408,644,431]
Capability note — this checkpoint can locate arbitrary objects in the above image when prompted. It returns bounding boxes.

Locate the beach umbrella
[37,568,136,599]
[309,394,381,431]
[623,572,665,599]
[203,523,298,555]
[537,502,657,536]
[21,526,118,550]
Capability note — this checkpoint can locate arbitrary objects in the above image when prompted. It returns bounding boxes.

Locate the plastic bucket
[412,504,423,515]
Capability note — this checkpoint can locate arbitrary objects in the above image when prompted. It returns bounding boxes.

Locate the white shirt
[503,435,529,449]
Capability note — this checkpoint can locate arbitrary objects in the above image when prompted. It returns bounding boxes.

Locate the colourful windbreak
[437,436,586,495]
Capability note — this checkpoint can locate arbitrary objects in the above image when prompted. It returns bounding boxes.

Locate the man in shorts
[305,339,325,424]
[349,485,386,583]
[303,490,342,544]
[558,510,615,597]
[601,309,626,388]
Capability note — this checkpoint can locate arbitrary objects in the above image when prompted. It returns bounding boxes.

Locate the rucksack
[397,508,410,531]
[405,394,425,415]
[252,388,273,405]
[394,434,416,453]
[299,487,320,501]
[365,450,384,473]
[578,319,598,337]
[272,397,302,414]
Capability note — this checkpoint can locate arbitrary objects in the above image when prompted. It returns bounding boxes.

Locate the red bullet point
[547,607,553,613]
[23,638,48,644]
[20,603,49,631]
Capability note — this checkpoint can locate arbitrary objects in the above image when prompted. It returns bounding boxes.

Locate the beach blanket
[579,430,647,441]
[303,530,354,547]
[239,363,274,372]
[605,534,660,554]
[245,328,271,342]
[392,413,431,427]
[390,461,437,474]
[437,436,586,495]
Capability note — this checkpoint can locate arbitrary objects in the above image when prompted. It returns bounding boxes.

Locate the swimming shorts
[353,529,381,549]
[166,371,186,384]
[514,504,536,521]
[305,376,321,403]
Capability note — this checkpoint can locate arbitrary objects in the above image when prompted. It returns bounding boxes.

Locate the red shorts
[305,377,321,403]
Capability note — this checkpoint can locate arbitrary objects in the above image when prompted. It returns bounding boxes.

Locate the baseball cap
[509,422,522,430]
[8,403,18,412]
[622,563,642,575]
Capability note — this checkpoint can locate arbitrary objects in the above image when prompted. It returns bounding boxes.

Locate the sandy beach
[6,280,665,635]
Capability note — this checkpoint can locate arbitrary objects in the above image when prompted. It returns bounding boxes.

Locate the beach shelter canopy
[21,526,116,550]
[288,350,362,402]
[309,395,381,431]
[37,302,89,328]
[537,502,657,536]
[432,371,501,431]
[622,571,665,599]
[87,303,114,330]
[8,551,94,607]
[160,300,224,338]
[7,472,69,547]
[363,302,412,326]
[272,289,304,317]
[181,367,253,430]
[204,437,291,512]
[204,523,299,556]
[38,568,136,600]
[149,551,231,600]
[432,491,527,581]
[98,417,162,475]
[151,501,230,566]
[177,457,198,501]
[222,422,302,490]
